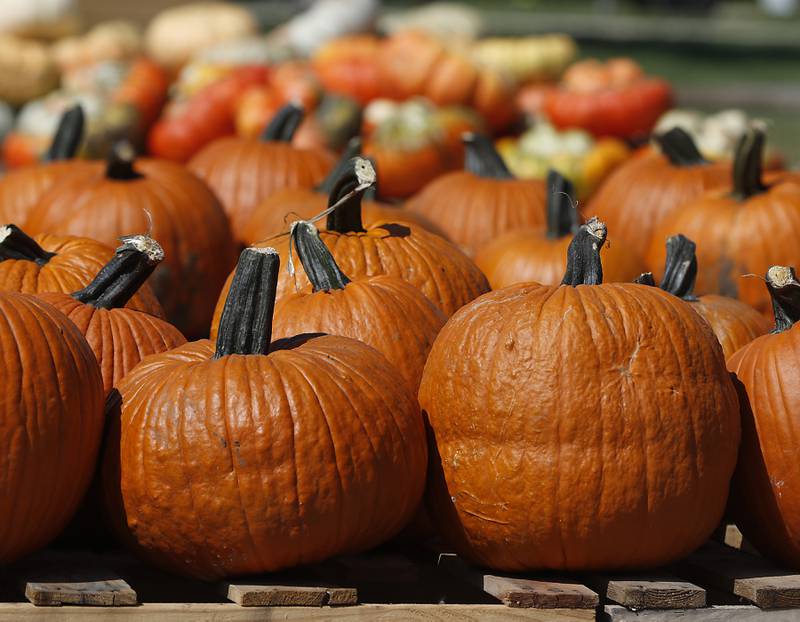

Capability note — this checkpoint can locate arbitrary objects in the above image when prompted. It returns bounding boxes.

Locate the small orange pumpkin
[636,234,769,359]
[38,235,186,396]
[475,170,643,288]
[188,103,336,241]
[407,134,547,256]
[0,224,162,317]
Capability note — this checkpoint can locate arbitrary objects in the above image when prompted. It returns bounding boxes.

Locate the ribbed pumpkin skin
[273,276,446,393]
[24,160,237,337]
[419,282,740,571]
[475,227,644,289]
[406,173,547,256]
[0,292,104,564]
[646,179,800,317]
[0,233,163,318]
[0,161,93,226]
[102,335,427,580]
[589,152,729,258]
[212,223,490,330]
[188,139,335,240]
[689,295,770,360]
[728,328,800,568]
[36,293,187,396]
[240,187,448,245]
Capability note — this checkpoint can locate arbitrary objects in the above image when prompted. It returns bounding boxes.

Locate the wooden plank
[676,540,800,609]
[603,577,706,610]
[0,602,596,621]
[438,553,598,609]
[17,559,137,607]
[224,582,357,607]
[605,604,797,621]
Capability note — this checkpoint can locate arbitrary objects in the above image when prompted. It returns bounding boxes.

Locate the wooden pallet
[2,528,800,620]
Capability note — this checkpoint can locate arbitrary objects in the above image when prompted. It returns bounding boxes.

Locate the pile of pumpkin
[2,0,800,584]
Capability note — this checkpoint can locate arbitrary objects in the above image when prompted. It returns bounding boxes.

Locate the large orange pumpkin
[638,234,769,359]
[589,127,729,258]
[0,105,91,226]
[240,137,446,245]
[646,125,800,317]
[0,291,104,563]
[0,225,162,317]
[728,266,800,568]
[212,158,489,328]
[419,218,740,571]
[38,235,186,396]
[475,170,643,288]
[273,221,445,393]
[102,246,427,580]
[188,103,336,241]
[24,143,237,338]
[407,134,547,256]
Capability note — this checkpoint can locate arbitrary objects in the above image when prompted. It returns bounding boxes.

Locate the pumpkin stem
[561,217,606,286]
[765,266,800,333]
[653,127,708,167]
[634,272,656,286]
[325,157,376,234]
[658,234,699,301]
[463,133,513,179]
[732,124,768,200]
[546,170,579,239]
[106,142,143,181]
[0,225,56,265]
[44,105,84,162]
[72,235,163,309]
[317,137,363,194]
[261,103,304,142]
[291,221,350,292]
[214,247,280,358]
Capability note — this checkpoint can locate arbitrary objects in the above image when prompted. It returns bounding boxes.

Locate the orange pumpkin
[728,266,800,568]
[407,134,547,256]
[0,105,91,226]
[25,143,236,338]
[273,221,445,393]
[102,246,427,580]
[636,234,769,359]
[646,125,800,317]
[212,158,489,329]
[419,218,740,571]
[589,128,730,258]
[312,35,384,106]
[0,291,104,563]
[188,103,336,241]
[37,235,186,396]
[240,137,447,245]
[475,170,643,288]
[0,225,162,317]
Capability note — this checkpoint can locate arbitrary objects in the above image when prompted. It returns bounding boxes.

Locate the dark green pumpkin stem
[463,133,513,179]
[291,221,350,292]
[317,137,363,195]
[0,224,55,265]
[561,217,606,286]
[44,105,84,162]
[653,127,708,167]
[733,125,768,200]
[658,234,698,301]
[72,235,163,309]
[261,103,304,142]
[214,247,279,358]
[766,266,800,333]
[546,169,579,239]
[106,142,143,181]
[325,157,376,234]
[634,272,656,286]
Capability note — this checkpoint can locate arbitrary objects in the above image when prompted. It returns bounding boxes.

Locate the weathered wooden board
[224,582,357,607]
[606,604,800,621]
[599,576,706,609]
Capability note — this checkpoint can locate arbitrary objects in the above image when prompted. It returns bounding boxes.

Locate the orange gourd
[420,218,740,571]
